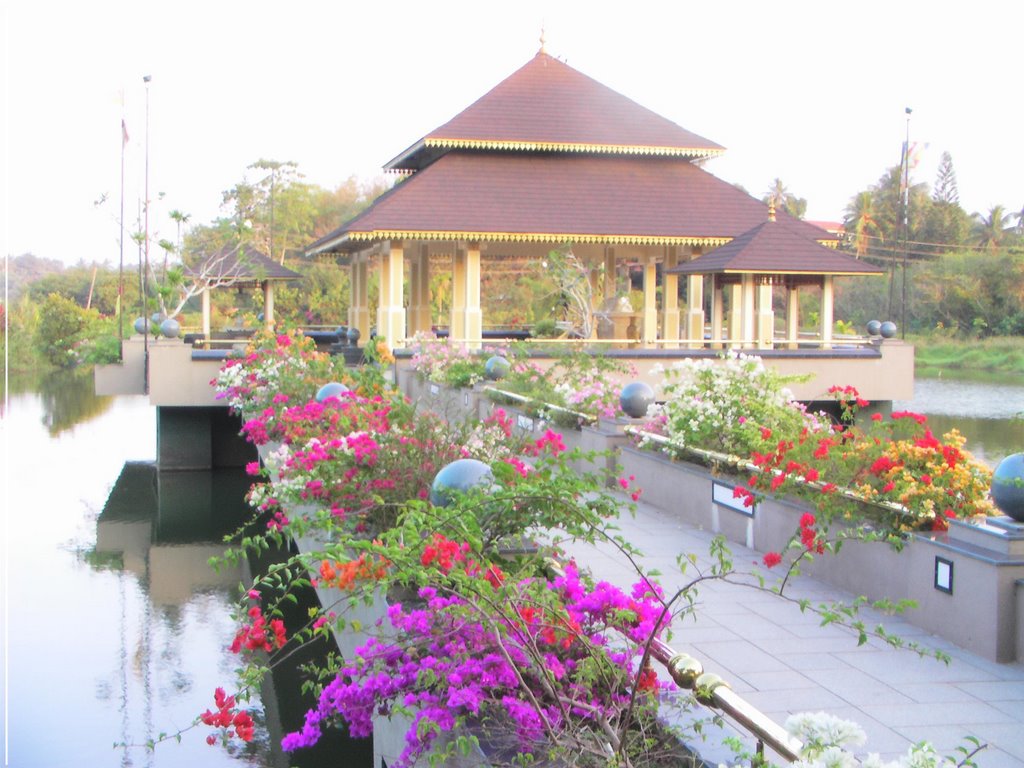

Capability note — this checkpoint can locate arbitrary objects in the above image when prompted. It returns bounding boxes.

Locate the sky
[4,0,1023,269]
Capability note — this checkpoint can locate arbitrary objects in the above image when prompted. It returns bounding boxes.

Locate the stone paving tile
[801,667,915,707]
[989,698,1024,720]
[692,638,795,674]
[957,680,1024,701]
[833,649,1002,684]
[773,651,853,671]
[891,723,986,752]
[736,685,848,713]
[860,700,1015,728]
[897,681,990,704]
[738,669,822,692]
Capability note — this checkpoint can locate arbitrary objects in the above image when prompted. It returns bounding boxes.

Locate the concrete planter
[619,443,1024,662]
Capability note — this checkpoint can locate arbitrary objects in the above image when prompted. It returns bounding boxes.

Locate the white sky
[4,0,1023,268]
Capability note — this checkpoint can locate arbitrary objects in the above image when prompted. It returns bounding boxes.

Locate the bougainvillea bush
[408,332,513,388]
[485,349,638,427]
[636,353,995,538]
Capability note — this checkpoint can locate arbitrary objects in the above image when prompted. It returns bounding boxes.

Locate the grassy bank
[910,335,1024,377]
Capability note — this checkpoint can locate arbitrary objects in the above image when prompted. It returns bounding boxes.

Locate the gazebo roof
[186,243,301,281]
[386,51,724,173]
[666,218,883,277]
[308,153,832,255]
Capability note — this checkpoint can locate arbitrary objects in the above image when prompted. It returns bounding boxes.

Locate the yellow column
[741,274,756,346]
[662,246,680,344]
[462,241,483,350]
[450,246,466,342]
[820,276,834,349]
[263,281,275,330]
[756,282,774,349]
[727,282,743,348]
[408,244,432,336]
[642,252,658,345]
[686,274,705,349]
[604,247,616,301]
[786,284,800,349]
[350,255,371,340]
[709,275,723,349]
[378,241,407,347]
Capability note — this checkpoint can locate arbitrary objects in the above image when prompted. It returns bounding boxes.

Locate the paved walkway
[560,496,1024,767]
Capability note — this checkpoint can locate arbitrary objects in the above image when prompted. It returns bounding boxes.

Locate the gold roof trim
[424,137,724,159]
[714,268,883,277]
[346,230,733,247]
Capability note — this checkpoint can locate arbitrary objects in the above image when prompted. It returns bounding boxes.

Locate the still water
[1,371,366,767]
[1,369,1021,767]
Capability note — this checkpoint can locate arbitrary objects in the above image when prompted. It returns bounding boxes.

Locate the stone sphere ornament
[346,327,361,346]
[620,381,655,419]
[880,321,898,339]
[134,317,147,335]
[990,453,1024,522]
[430,459,495,507]
[159,318,181,338]
[866,320,882,336]
[315,382,350,402]
[484,355,511,381]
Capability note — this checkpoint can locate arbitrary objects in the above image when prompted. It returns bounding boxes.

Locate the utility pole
[901,107,912,339]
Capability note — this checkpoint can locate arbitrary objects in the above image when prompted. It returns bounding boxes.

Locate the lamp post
[143,74,152,392]
[901,107,912,339]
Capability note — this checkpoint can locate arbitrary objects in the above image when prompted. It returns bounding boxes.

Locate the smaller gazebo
[667,209,882,349]
[186,243,300,336]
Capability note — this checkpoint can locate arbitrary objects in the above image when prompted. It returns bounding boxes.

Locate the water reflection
[1,367,113,434]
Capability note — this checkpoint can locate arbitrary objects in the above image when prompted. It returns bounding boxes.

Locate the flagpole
[118,115,127,349]
[901,107,912,339]
[143,74,151,393]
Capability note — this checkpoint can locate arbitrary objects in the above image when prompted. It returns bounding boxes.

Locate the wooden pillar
[740,274,756,346]
[709,275,723,349]
[263,281,275,330]
[661,246,680,344]
[349,254,371,340]
[462,242,482,350]
[641,252,658,345]
[408,244,432,336]
[201,287,211,338]
[450,246,466,342]
[756,281,774,349]
[786,284,800,350]
[686,275,705,348]
[377,241,406,347]
[727,283,743,348]
[820,275,834,350]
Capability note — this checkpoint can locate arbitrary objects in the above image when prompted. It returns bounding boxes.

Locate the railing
[480,385,596,425]
[405,334,877,351]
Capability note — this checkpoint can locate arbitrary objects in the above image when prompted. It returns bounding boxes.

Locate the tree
[972,205,1011,250]
[762,178,807,219]
[843,191,883,257]
[36,293,88,368]
[932,151,960,204]
[542,246,599,339]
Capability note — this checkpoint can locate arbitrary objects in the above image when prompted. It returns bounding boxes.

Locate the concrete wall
[157,406,256,470]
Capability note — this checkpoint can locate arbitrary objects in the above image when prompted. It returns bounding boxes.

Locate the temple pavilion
[306,45,881,352]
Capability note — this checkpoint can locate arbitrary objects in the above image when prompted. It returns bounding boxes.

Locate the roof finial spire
[768,201,776,222]
[539,25,547,54]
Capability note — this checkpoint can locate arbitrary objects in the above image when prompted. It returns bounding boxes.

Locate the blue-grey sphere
[134,317,147,334]
[315,382,350,402]
[880,321,898,339]
[151,312,166,326]
[346,327,361,345]
[430,459,494,507]
[991,453,1024,522]
[159,318,181,338]
[620,381,655,419]
[866,320,882,336]
[485,355,511,381]
[256,312,264,323]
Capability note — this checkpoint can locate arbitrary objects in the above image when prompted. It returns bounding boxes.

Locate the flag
[122,119,130,146]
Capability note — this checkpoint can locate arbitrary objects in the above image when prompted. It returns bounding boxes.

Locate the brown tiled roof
[386,52,724,172]
[308,153,832,254]
[185,243,301,281]
[666,220,882,277]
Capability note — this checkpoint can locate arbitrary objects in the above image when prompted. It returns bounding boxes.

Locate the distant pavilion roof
[186,243,300,281]
[666,219,883,278]
[386,52,724,173]
[308,153,832,255]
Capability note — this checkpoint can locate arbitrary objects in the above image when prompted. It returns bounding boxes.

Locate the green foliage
[36,293,88,368]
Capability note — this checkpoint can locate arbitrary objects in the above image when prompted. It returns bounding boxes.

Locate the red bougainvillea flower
[763,551,782,568]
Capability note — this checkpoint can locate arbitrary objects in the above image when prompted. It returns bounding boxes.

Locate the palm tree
[972,205,1010,250]
[843,191,882,257]
[168,209,191,260]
